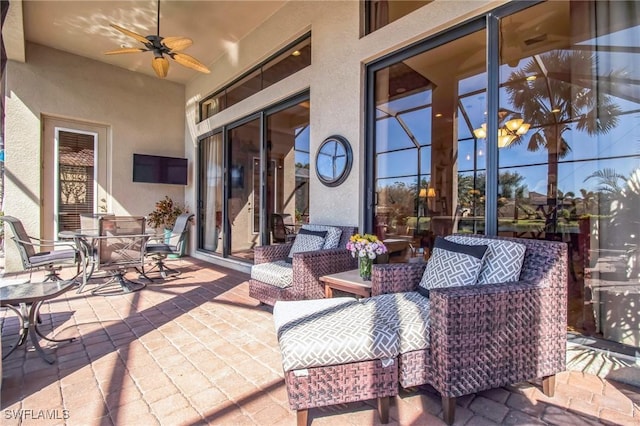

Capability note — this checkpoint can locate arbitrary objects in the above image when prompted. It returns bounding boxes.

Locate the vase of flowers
[346,233,388,281]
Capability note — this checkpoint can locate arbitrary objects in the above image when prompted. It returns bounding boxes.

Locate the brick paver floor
[1,258,639,425]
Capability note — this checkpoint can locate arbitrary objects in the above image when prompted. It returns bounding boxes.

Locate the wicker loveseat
[273,234,567,425]
[249,225,357,306]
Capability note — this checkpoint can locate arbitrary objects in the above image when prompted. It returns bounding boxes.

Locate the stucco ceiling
[5,0,287,84]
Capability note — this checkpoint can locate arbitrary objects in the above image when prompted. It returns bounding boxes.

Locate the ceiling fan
[104,0,210,78]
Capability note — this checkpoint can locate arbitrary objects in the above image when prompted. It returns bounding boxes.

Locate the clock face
[315,136,353,187]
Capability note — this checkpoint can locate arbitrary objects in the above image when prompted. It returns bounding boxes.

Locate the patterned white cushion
[362,292,431,353]
[250,260,293,289]
[276,301,399,371]
[287,228,327,262]
[418,236,488,296]
[446,235,526,284]
[273,297,358,334]
[301,224,343,249]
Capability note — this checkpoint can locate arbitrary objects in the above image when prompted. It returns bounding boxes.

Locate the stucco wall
[184,0,495,264]
[4,42,186,271]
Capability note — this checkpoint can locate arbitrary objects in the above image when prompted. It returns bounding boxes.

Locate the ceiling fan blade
[162,37,193,52]
[109,23,150,45]
[152,56,170,78]
[104,47,146,55]
[172,52,211,74]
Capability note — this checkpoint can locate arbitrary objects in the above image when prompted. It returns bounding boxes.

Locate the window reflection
[498,1,640,347]
[373,29,487,261]
[369,0,639,349]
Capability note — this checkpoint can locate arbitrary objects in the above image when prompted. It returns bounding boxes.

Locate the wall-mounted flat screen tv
[133,154,188,185]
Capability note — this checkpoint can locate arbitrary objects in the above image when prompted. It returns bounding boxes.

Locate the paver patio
[1,257,639,425]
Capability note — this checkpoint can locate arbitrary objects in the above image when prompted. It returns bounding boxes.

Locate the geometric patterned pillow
[287,228,327,262]
[301,224,343,249]
[445,235,526,284]
[418,236,488,296]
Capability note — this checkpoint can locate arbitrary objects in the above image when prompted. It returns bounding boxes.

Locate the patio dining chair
[1,216,80,281]
[91,216,149,296]
[142,213,194,279]
[271,213,296,243]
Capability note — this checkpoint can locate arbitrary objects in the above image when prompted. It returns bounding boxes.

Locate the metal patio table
[1,279,76,363]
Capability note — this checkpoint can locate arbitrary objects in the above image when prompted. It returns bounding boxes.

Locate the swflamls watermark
[4,409,70,420]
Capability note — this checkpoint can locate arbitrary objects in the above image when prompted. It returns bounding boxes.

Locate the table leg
[1,304,25,360]
[32,301,75,344]
[324,284,333,298]
[76,237,89,293]
[28,301,55,364]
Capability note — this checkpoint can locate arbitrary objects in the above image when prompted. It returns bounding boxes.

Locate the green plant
[147,196,187,230]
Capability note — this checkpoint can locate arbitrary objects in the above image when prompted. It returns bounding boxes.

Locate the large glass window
[199,34,311,120]
[372,28,487,261]
[496,1,640,348]
[367,0,640,350]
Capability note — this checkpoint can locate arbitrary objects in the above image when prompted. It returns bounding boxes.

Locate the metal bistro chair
[1,216,80,281]
[143,213,194,279]
[76,213,115,289]
[92,216,149,296]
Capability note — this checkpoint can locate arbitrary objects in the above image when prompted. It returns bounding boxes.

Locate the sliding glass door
[266,101,311,243]
[197,92,310,262]
[228,117,261,260]
[366,1,640,348]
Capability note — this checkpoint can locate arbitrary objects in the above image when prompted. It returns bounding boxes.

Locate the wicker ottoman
[274,298,400,426]
[360,292,433,388]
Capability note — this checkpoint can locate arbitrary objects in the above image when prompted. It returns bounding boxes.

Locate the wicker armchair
[249,225,358,306]
[371,234,567,425]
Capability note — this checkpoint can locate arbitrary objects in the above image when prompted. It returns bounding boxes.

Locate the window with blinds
[58,130,95,232]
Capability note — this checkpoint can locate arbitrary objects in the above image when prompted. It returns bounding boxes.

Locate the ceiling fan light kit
[104,1,210,78]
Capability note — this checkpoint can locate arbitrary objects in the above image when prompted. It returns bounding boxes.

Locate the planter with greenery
[147,196,188,230]
[147,196,190,257]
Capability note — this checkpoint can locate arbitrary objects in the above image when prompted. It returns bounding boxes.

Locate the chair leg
[296,409,308,426]
[442,396,456,425]
[91,271,146,296]
[542,375,556,397]
[43,266,62,282]
[156,259,180,278]
[378,396,390,424]
[144,256,180,279]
